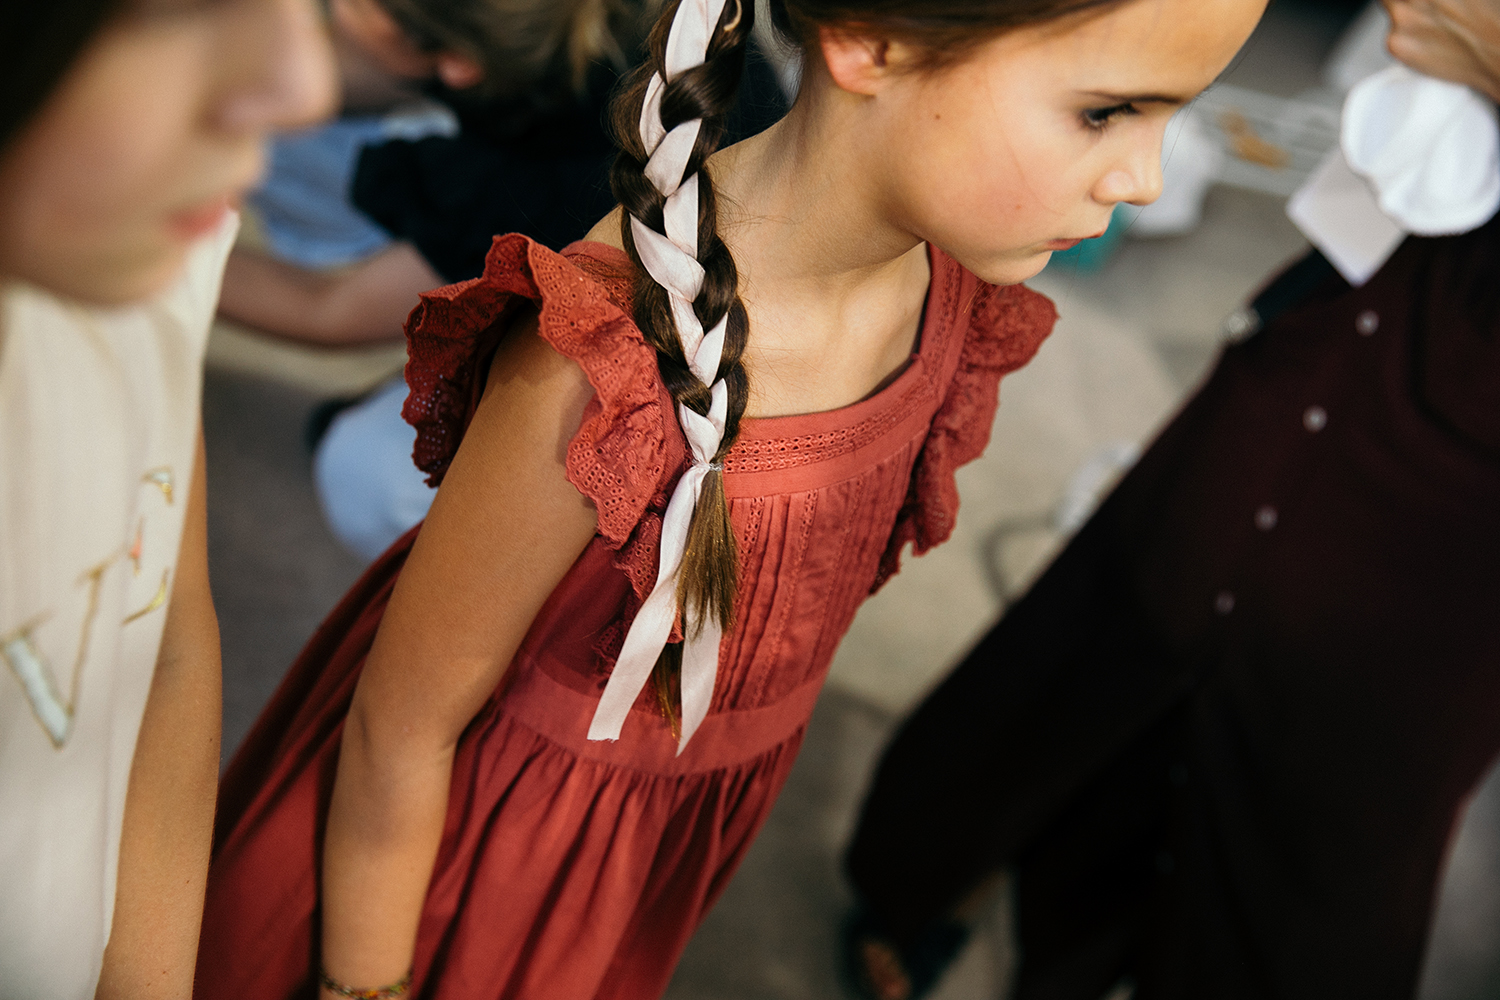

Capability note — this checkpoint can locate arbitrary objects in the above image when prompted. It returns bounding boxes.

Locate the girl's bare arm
[216,243,443,346]
[96,432,221,1000]
[318,312,599,993]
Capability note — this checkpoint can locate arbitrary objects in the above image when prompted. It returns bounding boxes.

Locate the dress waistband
[498,657,824,777]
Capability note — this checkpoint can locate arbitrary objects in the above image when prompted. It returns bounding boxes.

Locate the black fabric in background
[844,214,1500,1000]
[351,44,791,284]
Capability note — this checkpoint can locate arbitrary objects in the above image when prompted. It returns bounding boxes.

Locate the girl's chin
[967,248,1054,287]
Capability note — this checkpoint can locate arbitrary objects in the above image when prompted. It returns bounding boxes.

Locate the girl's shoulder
[873,248,1056,588]
[403,233,682,551]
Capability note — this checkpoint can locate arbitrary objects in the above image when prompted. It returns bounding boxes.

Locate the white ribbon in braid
[587,0,735,751]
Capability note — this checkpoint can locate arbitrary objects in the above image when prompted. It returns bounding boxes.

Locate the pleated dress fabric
[195,234,1056,1000]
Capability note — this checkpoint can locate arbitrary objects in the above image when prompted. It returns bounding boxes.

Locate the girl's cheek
[40,31,201,215]
[967,147,1053,234]
[0,57,205,298]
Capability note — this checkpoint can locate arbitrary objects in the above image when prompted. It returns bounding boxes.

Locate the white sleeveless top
[0,218,235,1000]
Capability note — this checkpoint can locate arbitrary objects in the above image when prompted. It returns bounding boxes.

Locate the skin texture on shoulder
[320,0,1267,993]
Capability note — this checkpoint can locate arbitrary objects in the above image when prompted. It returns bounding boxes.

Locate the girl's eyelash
[1082,103,1139,130]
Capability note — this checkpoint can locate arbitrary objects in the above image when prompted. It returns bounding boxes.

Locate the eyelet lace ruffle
[872,280,1057,591]
[401,235,1057,609]
[402,235,683,610]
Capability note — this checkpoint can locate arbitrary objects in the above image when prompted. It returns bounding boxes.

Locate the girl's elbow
[341,697,462,779]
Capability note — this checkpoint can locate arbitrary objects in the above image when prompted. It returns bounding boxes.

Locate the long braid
[616,0,753,633]
[587,0,754,749]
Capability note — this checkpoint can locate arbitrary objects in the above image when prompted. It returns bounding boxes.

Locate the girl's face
[867,0,1267,285]
[0,0,336,304]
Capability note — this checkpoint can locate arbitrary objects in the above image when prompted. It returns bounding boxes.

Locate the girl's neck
[711,66,928,301]
[706,69,934,419]
[583,65,937,419]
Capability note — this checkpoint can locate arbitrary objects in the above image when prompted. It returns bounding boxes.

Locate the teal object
[1045,205,1132,273]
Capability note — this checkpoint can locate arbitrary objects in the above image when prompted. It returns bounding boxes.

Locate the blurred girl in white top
[0,1,333,996]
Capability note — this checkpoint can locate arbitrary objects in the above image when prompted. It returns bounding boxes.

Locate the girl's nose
[1094,137,1166,207]
[215,0,338,136]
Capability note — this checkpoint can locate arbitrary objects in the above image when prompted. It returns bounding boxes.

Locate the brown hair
[1,0,122,153]
[377,0,656,102]
[609,0,1125,723]
[768,0,1129,65]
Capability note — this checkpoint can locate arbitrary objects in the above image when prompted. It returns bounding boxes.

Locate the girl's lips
[1043,229,1109,252]
[166,196,232,240]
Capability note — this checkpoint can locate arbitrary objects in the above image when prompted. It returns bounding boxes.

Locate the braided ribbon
[587,0,732,752]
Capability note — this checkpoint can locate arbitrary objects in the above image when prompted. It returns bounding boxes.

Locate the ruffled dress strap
[874,265,1058,590]
[402,234,684,593]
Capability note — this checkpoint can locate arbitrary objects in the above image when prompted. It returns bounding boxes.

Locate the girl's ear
[435,52,484,90]
[817,25,903,96]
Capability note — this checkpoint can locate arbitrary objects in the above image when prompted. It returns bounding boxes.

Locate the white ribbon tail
[676,618,723,751]
[586,563,680,742]
[587,464,711,741]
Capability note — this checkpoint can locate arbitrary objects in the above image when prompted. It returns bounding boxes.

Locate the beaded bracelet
[318,967,412,1000]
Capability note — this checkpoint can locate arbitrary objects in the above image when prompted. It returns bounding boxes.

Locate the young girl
[195,0,1263,997]
[0,1,332,997]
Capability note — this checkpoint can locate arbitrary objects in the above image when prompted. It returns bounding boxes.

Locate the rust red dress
[195,235,1055,1000]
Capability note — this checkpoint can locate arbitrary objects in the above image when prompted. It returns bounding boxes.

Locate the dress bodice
[402,235,1055,766]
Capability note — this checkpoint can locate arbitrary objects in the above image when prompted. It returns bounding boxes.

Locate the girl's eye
[1082,103,1138,130]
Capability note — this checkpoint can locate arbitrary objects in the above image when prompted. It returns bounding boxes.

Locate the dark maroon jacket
[847,214,1500,1000]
